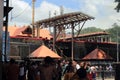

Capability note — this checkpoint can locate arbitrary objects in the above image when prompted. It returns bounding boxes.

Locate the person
[38,56,58,80]
[2,61,8,80]
[35,61,41,80]
[63,61,75,80]
[70,62,88,80]
[27,61,38,80]
[91,66,97,80]
[56,60,63,80]
[18,62,26,80]
[86,64,92,80]
[72,61,80,70]
[6,58,19,80]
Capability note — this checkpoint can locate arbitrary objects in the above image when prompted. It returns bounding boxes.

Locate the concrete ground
[62,77,114,80]
[97,78,114,80]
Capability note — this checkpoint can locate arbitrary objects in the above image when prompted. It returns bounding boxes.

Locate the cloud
[9,0,32,26]
[9,0,120,29]
[78,0,120,29]
[9,0,76,26]
[35,1,77,21]
[35,1,60,20]
[80,0,98,16]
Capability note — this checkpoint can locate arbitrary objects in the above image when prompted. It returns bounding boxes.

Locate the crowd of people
[2,56,113,80]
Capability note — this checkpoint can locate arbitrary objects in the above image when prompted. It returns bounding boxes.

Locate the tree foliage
[79,24,120,43]
[80,27,103,34]
[115,0,120,12]
[106,24,120,43]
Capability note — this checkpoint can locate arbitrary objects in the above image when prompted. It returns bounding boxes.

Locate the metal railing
[96,70,115,80]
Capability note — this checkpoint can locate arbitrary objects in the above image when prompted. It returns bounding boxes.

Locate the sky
[8,0,120,29]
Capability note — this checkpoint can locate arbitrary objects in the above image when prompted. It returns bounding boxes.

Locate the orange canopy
[83,48,113,60]
[29,45,61,58]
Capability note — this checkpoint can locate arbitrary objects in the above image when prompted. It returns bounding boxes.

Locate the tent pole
[71,23,74,61]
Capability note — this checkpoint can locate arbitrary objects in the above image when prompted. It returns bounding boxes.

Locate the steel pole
[32,0,35,37]
[53,26,56,51]
[71,23,74,61]
[0,0,3,80]
[117,30,119,62]
[4,0,9,62]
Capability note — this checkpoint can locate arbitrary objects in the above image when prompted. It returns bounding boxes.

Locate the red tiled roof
[3,26,52,40]
[78,31,109,37]
[60,31,109,40]
[3,26,18,36]
[34,29,52,39]
[13,26,27,36]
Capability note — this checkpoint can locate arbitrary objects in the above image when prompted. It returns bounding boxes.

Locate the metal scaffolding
[35,12,94,60]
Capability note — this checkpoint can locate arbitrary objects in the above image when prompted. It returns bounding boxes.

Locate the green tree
[80,27,103,34]
[115,0,120,12]
[106,23,120,43]
[77,25,120,43]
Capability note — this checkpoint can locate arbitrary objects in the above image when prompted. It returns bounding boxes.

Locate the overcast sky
[8,0,120,29]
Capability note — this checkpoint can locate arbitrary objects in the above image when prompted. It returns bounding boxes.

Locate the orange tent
[29,45,61,58]
[83,48,113,60]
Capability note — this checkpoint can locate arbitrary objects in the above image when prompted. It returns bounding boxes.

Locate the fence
[96,70,115,80]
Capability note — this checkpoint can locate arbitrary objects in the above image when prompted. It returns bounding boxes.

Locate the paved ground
[97,79,114,80]
[62,77,114,80]
[96,78,114,80]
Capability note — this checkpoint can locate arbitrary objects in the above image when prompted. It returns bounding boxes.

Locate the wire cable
[11,0,32,20]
